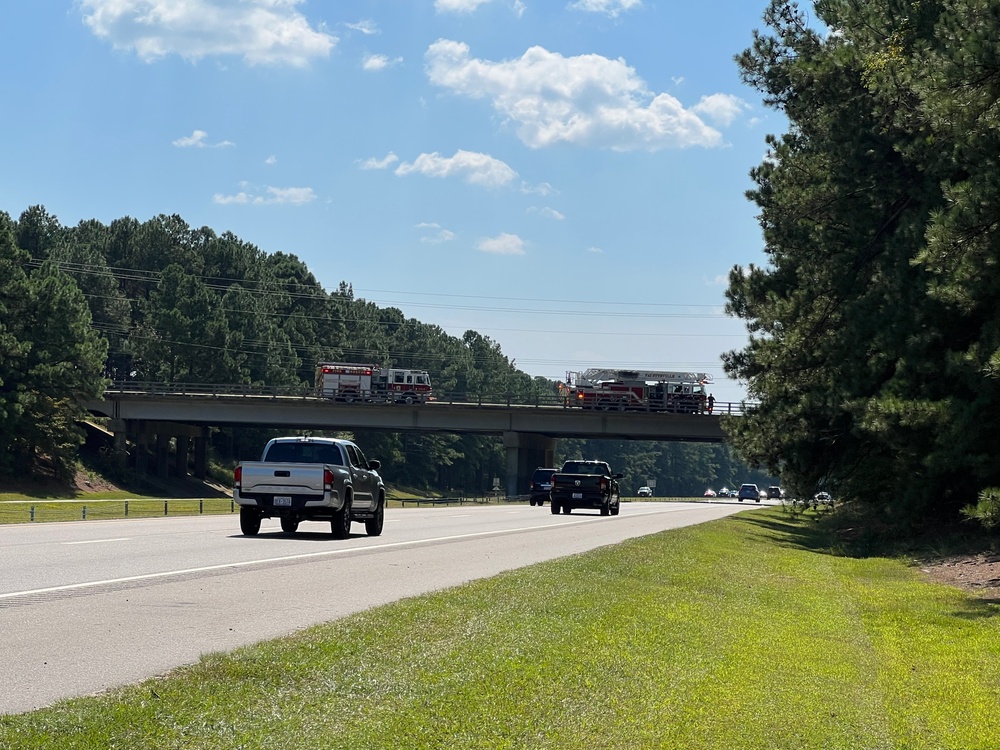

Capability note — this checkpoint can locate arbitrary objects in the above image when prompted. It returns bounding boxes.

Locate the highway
[0,500,767,715]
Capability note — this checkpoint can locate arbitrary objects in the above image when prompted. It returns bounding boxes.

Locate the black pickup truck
[549,460,623,516]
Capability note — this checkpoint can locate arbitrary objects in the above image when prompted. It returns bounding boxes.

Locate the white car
[813,491,833,506]
[637,486,653,497]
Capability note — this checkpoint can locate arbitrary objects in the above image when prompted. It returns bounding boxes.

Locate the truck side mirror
[613,473,624,479]
[368,459,381,470]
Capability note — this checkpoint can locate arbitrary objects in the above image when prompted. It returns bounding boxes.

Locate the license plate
[572,492,583,499]
[274,496,292,506]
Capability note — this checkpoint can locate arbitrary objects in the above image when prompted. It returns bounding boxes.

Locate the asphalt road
[0,500,765,715]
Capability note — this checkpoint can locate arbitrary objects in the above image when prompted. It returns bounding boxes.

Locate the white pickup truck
[234,436,385,538]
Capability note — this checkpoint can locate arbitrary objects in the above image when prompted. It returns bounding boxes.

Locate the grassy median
[3,508,999,749]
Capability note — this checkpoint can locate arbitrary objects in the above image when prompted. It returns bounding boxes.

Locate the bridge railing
[101,381,752,416]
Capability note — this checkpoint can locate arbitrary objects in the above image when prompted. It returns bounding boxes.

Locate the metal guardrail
[100,381,751,416]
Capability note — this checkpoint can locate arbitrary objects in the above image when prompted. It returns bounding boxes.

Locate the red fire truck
[315,362,433,404]
[564,368,712,413]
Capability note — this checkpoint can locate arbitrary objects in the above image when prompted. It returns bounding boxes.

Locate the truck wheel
[280,516,299,534]
[550,500,560,515]
[600,499,610,516]
[562,504,572,515]
[240,507,261,536]
[403,394,415,405]
[332,497,352,539]
[611,500,620,516]
[365,497,384,537]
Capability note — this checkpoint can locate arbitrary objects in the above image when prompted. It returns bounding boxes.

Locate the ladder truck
[564,368,712,413]
[315,362,433,404]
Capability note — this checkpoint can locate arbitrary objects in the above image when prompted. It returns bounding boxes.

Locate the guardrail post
[82,506,87,520]
[125,500,129,517]
[199,498,204,514]
[164,501,168,516]
[30,506,34,522]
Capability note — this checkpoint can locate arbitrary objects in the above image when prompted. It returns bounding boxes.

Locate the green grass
[3,509,999,749]
[0,497,239,524]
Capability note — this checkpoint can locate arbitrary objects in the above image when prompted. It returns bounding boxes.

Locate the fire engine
[564,369,712,413]
[315,362,433,404]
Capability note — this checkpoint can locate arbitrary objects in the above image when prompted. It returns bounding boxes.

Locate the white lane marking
[63,538,131,545]
[447,514,471,518]
[1,505,739,601]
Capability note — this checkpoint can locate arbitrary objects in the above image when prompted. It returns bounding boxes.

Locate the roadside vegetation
[3,508,998,749]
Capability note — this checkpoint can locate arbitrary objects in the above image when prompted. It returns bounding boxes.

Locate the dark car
[767,486,783,499]
[528,467,557,506]
[738,483,761,503]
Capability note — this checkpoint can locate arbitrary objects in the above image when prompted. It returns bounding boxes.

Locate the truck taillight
[234,465,242,487]
[601,478,608,491]
[324,468,335,487]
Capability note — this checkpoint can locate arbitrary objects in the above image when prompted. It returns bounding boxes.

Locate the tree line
[724,0,1000,527]
[0,206,764,496]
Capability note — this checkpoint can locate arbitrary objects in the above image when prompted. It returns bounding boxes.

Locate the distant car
[813,491,833,506]
[528,467,557,506]
[703,489,717,497]
[738,483,761,503]
[637,486,653,497]
[766,486,783,499]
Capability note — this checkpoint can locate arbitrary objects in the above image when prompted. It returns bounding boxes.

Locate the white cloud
[528,206,565,220]
[345,19,378,35]
[568,0,642,17]
[79,0,336,66]
[265,155,277,165]
[434,0,524,15]
[425,40,729,151]
[521,181,557,196]
[691,93,750,127]
[415,222,456,244]
[587,246,603,254]
[359,152,400,170]
[362,53,402,71]
[172,129,234,148]
[435,0,493,12]
[477,233,525,255]
[214,183,316,205]
[395,150,517,188]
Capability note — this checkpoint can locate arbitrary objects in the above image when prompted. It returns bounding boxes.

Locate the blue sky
[1,0,785,406]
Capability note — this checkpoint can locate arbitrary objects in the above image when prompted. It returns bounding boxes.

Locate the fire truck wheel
[403,394,415,405]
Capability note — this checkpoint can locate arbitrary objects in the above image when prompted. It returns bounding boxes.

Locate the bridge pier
[504,432,556,498]
[111,420,209,481]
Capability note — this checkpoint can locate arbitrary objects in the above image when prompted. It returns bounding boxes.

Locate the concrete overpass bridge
[87,383,739,497]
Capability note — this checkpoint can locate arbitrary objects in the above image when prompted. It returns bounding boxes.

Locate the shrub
[961,487,1000,530]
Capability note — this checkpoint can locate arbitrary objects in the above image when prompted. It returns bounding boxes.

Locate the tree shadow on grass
[735,503,1000,561]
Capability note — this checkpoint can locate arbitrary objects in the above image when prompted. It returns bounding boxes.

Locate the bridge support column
[134,425,150,475]
[110,420,128,472]
[193,427,208,480]
[156,434,170,479]
[503,432,556,498]
[175,436,190,478]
